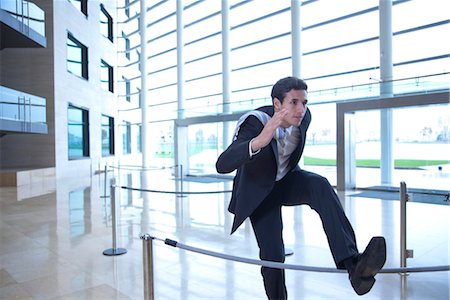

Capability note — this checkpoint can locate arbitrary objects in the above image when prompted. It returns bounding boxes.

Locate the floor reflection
[0,169,448,299]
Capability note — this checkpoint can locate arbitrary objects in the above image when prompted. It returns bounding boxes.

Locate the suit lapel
[271,139,279,167]
[259,107,280,167]
[289,126,304,168]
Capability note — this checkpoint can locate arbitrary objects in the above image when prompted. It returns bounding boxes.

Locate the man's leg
[279,170,359,265]
[279,170,386,295]
[250,192,287,300]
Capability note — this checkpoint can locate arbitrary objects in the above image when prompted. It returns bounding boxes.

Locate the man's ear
[273,98,282,111]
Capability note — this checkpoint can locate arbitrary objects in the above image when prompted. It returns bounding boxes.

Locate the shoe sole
[351,276,375,296]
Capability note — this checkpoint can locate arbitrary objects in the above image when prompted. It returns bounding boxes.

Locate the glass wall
[188,122,222,175]
[115,0,450,191]
[354,104,450,190]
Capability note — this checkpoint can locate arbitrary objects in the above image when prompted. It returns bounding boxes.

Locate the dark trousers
[250,169,358,300]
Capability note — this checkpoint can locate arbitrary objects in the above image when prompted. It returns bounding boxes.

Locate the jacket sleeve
[216,115,264,174]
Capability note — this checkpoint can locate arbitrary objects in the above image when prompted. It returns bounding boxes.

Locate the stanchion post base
[103,248,127,256]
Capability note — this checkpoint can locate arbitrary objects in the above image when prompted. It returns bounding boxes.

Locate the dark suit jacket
[216,105,311,233]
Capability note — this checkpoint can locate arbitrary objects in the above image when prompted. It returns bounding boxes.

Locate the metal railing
[0,0,46,36]
[0,86,46,124]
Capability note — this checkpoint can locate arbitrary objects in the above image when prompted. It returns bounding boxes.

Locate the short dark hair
[271,76,308,103]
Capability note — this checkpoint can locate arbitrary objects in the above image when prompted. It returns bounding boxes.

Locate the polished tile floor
[0,168,449,300]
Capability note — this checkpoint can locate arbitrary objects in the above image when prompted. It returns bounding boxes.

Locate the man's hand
[250,109,288,152]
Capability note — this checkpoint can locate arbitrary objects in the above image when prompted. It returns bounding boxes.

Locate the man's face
[274,89,308,127]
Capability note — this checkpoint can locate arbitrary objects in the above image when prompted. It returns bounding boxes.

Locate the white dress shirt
[275,126,300,181]
[249,125,300,181]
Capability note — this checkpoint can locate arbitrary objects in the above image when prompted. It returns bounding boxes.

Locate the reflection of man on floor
[216,76,386,299]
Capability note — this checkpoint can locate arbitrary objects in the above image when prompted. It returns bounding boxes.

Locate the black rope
[120,185,232,195]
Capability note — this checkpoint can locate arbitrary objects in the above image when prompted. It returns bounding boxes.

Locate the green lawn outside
[304,157,450,168]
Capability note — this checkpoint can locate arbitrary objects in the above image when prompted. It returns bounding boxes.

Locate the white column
[221,0,231,153]
[174,0,188,177]
[379,0,394,185]
[176,0,185,120]
[291,0,302,78]
[140,0,149,168]
[344,113,356,189]
[139,0,151,242]
[222,0,231,114]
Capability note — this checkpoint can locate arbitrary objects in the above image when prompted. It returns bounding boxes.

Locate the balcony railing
[0,85,47,134]
[0,0,45,36]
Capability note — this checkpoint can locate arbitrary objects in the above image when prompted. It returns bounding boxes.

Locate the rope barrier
[151,236,450,274]
[120,185,232,195]
[109,165,172,171]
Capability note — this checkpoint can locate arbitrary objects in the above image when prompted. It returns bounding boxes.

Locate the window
[124,0,130,18]
[100,4,113,41]
[100,60,114,92]
[101,115,114,156]
[68,105,89,159]
[68,0,87,16]
[123,76,131,101]
[67,33,88,79]
[122,31,130,59]
[137,87,141,108]
[122,121,131,154]
[137,124,142,153]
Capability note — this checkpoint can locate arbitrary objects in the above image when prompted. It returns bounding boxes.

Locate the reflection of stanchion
[177,164,185,198]
[141,234,154,300]
[400,181,413,274]
[400,272,408,299]
[100,164,108,199]
[103,178,127,256]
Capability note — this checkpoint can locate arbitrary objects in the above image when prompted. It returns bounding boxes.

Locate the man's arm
[216,116,263,174]
[250,108,288,152]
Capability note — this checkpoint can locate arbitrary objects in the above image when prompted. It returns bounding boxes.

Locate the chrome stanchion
[141,234,155,300]
[400,181,413,273]
[103,178,127,256]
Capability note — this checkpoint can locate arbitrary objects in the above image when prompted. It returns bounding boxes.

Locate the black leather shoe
[350,236,386,295]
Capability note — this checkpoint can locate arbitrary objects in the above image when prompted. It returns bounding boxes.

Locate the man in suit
[216,77,386,299]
